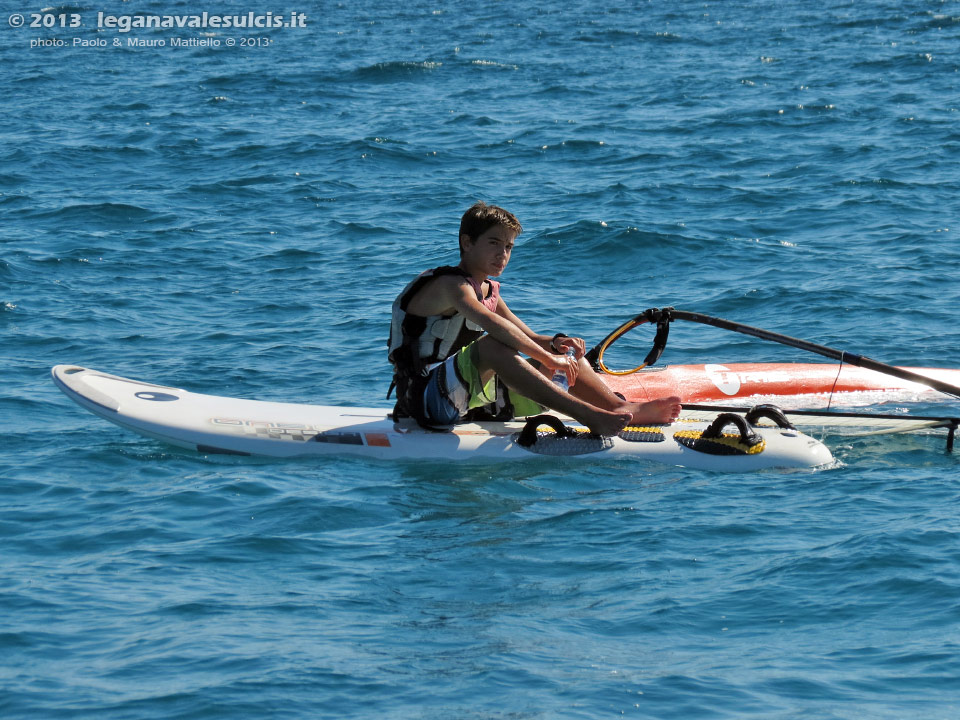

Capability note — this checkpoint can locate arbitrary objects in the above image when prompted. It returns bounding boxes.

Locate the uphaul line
[96,12,307,32]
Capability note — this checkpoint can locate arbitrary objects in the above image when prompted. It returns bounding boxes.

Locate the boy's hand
[541,351,580,387]
[553,335,586,359]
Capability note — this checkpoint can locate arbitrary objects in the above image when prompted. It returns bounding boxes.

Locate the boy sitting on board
[388,201,681,435]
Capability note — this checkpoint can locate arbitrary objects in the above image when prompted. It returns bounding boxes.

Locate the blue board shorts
[422,342,541,426]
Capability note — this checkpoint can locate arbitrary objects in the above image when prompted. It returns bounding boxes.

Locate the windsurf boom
[592,307,960,406]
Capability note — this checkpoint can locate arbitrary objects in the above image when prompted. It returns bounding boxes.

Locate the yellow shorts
[422,341,542,425]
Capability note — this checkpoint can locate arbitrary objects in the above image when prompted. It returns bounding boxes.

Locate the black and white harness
[387,266,512,427]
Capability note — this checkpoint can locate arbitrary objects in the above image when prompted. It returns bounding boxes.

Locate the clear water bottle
[552,347,576,392]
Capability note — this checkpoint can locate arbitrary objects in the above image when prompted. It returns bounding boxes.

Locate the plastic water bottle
[552,347,576,392]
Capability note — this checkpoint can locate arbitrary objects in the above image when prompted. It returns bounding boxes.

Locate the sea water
[2,1,960,717]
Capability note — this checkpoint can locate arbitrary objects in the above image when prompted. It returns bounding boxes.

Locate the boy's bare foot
[579,407,633,437]
[621,396,682,425]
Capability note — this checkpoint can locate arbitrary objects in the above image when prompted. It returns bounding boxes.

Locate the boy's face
[461,224,517,277]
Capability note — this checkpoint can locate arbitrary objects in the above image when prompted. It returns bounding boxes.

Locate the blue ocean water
[3,0,960,717]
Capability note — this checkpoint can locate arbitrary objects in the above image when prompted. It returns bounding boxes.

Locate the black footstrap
[516,414,579,447]
[515,415,613,456]
[702,413,764,448]
[745,404,796,430]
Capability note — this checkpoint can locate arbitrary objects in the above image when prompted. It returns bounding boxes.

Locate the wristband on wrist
[550,333,568,354]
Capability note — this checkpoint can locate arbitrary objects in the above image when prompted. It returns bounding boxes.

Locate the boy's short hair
[458,201,523,254]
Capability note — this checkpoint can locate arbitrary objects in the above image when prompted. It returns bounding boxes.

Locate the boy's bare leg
[566,357,682,425]
[473,338,632,436]
[530,354,681,425]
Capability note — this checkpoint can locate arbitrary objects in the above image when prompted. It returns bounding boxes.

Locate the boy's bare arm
[448,281,560,368]
[498,297,587,359]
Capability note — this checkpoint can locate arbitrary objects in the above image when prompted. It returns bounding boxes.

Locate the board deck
[52,365,835,471]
